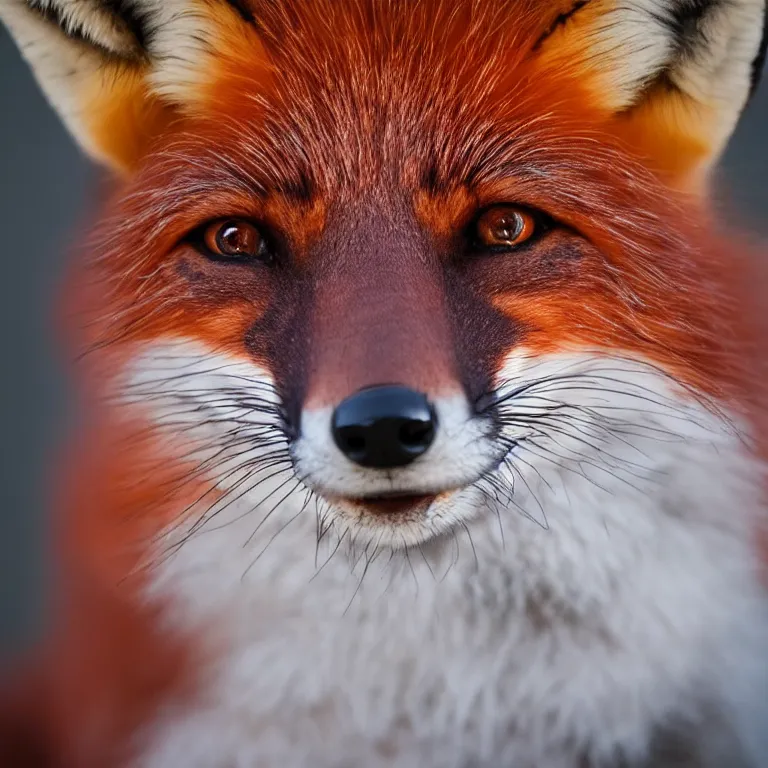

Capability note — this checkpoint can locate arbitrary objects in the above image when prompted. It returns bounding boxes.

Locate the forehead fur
[154,0,764,195]
[3,0,763,177]
[170,1,616,198]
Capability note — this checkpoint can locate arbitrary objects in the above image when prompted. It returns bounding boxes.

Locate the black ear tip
[104,0,151,52]
[24,0,150,58]
[748,8,768,101]
[223,0,256,24]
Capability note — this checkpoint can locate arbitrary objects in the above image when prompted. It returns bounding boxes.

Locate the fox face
[47,0,764,543]
[2,1,768,766]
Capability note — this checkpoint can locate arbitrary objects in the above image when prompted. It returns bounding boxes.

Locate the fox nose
[332,385,437,468]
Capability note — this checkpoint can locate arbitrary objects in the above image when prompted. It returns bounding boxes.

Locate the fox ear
[536,0,767,186]
[0,0,266,172]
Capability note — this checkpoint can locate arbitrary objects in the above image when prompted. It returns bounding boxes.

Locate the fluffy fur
[123,340,768,767]
[1,1,767,767]
[538,0,765,107]
[2,0,765,170]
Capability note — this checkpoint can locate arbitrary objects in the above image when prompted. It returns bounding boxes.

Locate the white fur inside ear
[552,0,765,130]
[0,0,248,164]
[0,1,116,160]
[669,1,765,107]
[134,0,228,104]
[0,0,232,98]
[24,0,143,56]
[586,1,675,108]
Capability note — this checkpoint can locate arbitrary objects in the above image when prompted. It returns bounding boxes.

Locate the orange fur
[2,0,766,763]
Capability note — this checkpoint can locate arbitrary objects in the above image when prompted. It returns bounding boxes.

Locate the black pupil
[217,223,255,255]
[494,213,523,242]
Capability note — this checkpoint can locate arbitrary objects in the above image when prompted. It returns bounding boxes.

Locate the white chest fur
[135,440,768,767]
[126,345,768,768]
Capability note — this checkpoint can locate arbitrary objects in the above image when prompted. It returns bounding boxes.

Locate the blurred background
[0,26,766,654]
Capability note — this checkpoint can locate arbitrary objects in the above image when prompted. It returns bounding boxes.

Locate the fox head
[4,4,768,765]
[2,0,766,555]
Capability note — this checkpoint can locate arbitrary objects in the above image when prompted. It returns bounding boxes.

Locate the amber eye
[474,206,538,249]
[201,219,267,261]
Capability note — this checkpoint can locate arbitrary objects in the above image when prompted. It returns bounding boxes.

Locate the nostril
[338,428,367,460]
[398,420,434,448]
[344,432,366,452]
[332,385,437,469]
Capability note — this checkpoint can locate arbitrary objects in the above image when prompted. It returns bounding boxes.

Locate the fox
[1,0,768,766]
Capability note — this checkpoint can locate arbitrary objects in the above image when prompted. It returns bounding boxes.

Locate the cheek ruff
[127,342,768,768]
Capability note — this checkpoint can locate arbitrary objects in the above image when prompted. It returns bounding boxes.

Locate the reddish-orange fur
[2,0,767,764]
[1,416,213,767]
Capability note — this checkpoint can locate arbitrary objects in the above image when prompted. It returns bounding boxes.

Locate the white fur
[542,0,765,153]
[0,0,116,161]
[20,0,141,55]
[0,0,246,163]
[133,0,236,104]
[120,338,768,768]
[0,0,250,101]
[597,0,762,110]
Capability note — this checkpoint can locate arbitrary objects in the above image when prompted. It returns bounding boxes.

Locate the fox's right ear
[532,0,767,187]
[0,0,269,172]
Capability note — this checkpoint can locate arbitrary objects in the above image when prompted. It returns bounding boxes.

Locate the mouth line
[335,492,441,516]
[361,489,436,500]
[312,443,515,519]
[318,451,515,518]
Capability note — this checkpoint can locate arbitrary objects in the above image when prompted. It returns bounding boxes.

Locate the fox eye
[474,206,538,249]
[199,219,269,262]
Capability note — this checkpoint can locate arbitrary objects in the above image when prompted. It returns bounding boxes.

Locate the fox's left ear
[0,0,268,172]
[536,0,767,186]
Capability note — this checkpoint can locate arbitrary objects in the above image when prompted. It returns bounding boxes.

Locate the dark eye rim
[467,203,554,254]
[185,217,277,265]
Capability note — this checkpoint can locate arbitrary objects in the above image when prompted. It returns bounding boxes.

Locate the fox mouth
[320,487,471,547]
[331,491,447,517]
[348,492,438,515]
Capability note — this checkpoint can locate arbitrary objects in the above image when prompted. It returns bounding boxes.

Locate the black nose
[332,385,437,469]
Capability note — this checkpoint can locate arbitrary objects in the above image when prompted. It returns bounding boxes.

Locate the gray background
[0,27,766,652]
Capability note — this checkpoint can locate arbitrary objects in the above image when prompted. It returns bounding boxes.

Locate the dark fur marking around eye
[275,170,315,203]
[532,0,590,52]
[421,163,445,196]
[175,258,207,283]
